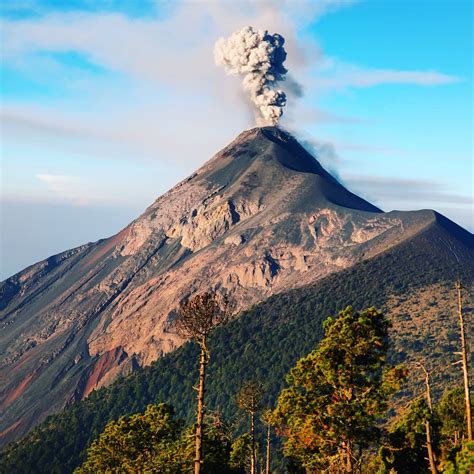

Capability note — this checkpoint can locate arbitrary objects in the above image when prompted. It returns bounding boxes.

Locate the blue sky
[1,0,472,279]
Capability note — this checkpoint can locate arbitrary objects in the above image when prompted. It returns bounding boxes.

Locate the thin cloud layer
[346,176,473,205]
[313,59,461,90]
[0,1,461,186]
[345,175,473,231]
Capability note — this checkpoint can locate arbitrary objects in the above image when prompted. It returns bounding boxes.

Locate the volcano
[1,126,472,446]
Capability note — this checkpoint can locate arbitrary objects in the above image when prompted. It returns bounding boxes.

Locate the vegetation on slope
[377,388,473,473]
[69,309,474,472]
[1,224,472,473]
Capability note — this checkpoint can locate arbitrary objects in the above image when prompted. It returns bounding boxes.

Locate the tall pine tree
[273,306,406,472]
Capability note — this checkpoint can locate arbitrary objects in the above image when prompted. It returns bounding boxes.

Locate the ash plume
[214,26,288,126]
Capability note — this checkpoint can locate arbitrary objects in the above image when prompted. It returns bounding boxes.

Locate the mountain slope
[1,214,472,473]
[1,126,472,446]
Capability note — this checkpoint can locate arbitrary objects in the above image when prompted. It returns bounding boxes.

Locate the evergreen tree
[174,292,231,474]
[236,381,263,474]
[379,398,440,473]
[74,403,183,473]
[378,388,473,473]
[178,420,234,473]
[75,403,233,473]
[453,441,474,473]
[229,433,253,472]
[438,387,469,446]
[273,306,406,472]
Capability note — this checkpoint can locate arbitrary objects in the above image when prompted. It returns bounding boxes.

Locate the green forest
[73,306,473,473]
[1,226,473,473]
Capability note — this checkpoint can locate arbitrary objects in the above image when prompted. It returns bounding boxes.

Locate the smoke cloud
[214,26,288,126]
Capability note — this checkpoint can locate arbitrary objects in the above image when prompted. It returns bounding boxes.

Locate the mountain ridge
[1,126,472,446]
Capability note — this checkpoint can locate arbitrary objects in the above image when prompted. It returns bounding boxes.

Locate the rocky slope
[1,126,472,445]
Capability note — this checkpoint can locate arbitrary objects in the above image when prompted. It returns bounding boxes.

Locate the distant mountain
[1,126,472,447]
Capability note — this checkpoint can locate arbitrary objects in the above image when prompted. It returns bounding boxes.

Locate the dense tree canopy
[273,306,406,472]
[379,388,473,473]
[74,403,183,473]
[450,441,474,473]
[229,433,253,471]
[438,387,468,445]
[74,404,233,473]
[379,398,439,473]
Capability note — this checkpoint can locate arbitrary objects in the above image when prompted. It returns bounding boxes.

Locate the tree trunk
[194,339,207,474]
[345,441,353,473]
[425,420,438,474]
[265,424,270,474]
[456,281,472,441]
[250,411,256,474]
[420,363,437,474]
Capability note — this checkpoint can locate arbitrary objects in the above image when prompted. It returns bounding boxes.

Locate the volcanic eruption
[214,26,288,126]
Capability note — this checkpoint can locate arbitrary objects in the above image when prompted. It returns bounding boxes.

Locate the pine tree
[229,433,253,471]
[74,403,183,473]
[438,388,468,447]
[273,306,406,472]
[174,291,231,474]
[236,381,263,474]
[379,398,440,474]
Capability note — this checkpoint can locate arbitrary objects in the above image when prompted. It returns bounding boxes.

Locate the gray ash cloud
[214,26,288,126]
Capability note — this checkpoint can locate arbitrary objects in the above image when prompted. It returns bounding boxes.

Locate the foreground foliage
[75,404,184,473]
[273,307,406,472]
[75,404,233,473]
[378,388,473,473]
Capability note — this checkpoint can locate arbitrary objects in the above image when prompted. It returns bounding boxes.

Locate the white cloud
[1,1,460,118]
[312,59,461,90]
[36,174,75,184]
[0,0,461,176]
[35,173,127,207]
[36,174,84,204]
